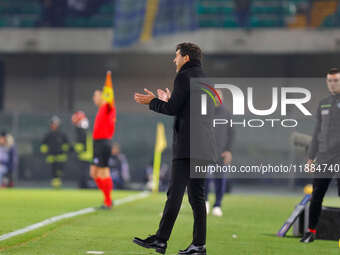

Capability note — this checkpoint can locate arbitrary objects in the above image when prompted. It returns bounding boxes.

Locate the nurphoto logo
[200,83,312,128]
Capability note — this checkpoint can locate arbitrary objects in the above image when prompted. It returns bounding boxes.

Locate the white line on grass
[0,191,150,242]
[86,251,104,254]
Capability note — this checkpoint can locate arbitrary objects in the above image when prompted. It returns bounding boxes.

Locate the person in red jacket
[91,71,116,209]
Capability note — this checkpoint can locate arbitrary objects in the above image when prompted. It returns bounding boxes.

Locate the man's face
[50,123,59,131]
[93,90,103,107]
[326,73,340,95]
[173,49,189,73]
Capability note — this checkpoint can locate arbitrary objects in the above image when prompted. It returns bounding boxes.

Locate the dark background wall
[0,52,337,183]
[1,53,338,114]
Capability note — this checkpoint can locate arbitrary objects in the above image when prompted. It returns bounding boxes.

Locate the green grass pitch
[0,189,339,255]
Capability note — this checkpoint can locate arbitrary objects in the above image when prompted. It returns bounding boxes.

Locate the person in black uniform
[41,116,70,188]
[301,68,340,243]
[133,42,216,255]
[71,111,92,188]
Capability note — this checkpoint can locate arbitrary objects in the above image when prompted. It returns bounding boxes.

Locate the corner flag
[152,122,167,193]
[102,71,115,107]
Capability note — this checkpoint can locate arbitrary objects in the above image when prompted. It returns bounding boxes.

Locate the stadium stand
[0,0,338,28]
[0,0,42,27]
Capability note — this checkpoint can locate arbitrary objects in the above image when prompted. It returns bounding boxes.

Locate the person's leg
[7,168,13,187]
[56,162,64,187]
[204,178,211,214]
[79,161,89,188]
[91,140,102,189]
[97,167,113,207]
[57,162,64,179]
[187,176,207,246]
[51,162,58,178]
[156,159,189,242]
[91,165,113,207]
[213,178,226,208]
[50,162,62,188]
[90,164,101,187]
[0,168,4,187]
[91,140,114,207]
[204,178,210,201]
[308,178,332,230]
[2,169,9,187]
[3,168,12,187]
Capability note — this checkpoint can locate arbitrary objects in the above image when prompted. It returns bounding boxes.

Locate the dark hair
[176,42,202,61]
[327,68,340,75]
[0,131,7,137]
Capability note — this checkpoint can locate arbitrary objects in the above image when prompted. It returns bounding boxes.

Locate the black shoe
[178,244,206,255]
[300,232,315,243]
[97,204,112,210]
[133,235,167,254]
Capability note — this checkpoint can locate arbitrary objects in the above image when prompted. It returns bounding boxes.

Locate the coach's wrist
[149,98,158,109]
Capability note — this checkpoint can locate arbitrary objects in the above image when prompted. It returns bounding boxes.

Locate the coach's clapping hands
[157,88,171,102]
[134,88,171,104]
[134,88,155,105]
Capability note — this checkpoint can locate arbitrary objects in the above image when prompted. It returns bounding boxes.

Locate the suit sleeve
[307,103,321,160]
[149,73,188,116]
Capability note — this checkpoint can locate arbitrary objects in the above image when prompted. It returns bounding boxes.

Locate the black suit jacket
[308,93,340,162]
[149,59,217,162]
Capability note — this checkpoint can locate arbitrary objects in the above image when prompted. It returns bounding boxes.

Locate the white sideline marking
[0,191,150,242]
[86,251,104,254]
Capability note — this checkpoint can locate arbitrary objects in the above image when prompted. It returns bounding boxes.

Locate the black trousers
[308,157,340,229]
[78,160,90,189]
[51,162,64,178]
[156,159,207,245]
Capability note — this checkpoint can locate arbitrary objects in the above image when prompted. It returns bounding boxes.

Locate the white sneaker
[205,201,210,215]
[212,206,223,217]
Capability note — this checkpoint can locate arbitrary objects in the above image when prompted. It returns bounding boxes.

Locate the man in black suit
[300,68,340,243]
[133,42,214,255]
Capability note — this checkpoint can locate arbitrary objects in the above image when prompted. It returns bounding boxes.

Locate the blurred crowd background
[0,0,339,29]
[0,0,340,192]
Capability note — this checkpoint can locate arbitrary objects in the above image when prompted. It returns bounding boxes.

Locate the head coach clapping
[133,42,214,255]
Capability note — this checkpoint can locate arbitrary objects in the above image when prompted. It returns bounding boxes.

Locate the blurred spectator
[68,0,111,16]
[38,0,112,27]
[71,111,92,189]
[108,142,130,189]
[40,116,70,188]
[4,134,18,188]
[39,0,68,27]
[68,0,88,12]
[0,132,18,188]
[234,0,252,28]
